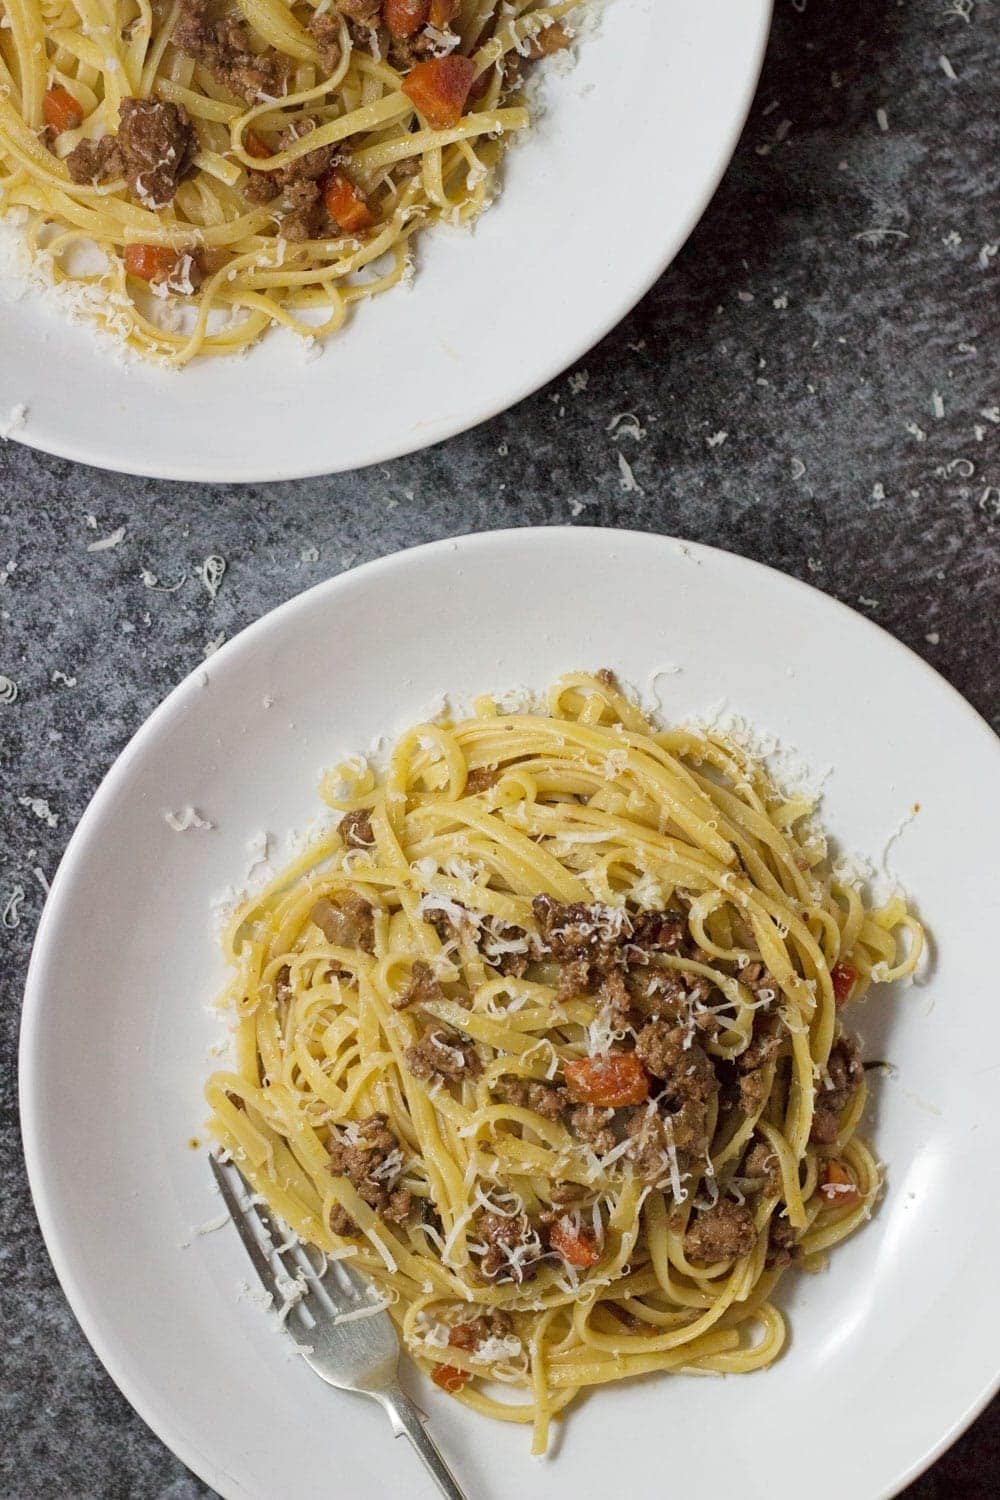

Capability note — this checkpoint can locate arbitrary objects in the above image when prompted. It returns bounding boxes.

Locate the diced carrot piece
[819,1158,861,1209]
[525,21,571,58]
[123,244,186,283]
[447,1323,477,1351]
[549,1217,601,1269]
[563,1052,650,1108]
[322,168,374,233]
[43,86,84,134]
[385,0,429,38]
[432,1362,468,1393]
[243,129,272,161]
[830,962,857,1006]
[402,55,476,130]
[428,0,458,24]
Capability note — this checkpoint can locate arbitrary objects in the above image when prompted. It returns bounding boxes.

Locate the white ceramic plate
[21,528,1000,1500]
[0,1,771,481]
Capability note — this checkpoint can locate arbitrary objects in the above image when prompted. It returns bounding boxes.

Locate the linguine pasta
[207,671,923,1452]
[0,0,581,362]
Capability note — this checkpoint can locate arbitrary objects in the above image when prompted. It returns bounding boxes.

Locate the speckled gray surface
[1,0,998,1496]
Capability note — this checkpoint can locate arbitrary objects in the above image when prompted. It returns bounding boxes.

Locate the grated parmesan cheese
[617,451,643,494]
[0,403,27,439]
[86,525,126,553]
[19,795,58,827]
[164,806,215,832]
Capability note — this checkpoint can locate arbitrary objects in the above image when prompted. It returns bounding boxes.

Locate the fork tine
[209,1155,287,1303]
[210,1156,346,1332]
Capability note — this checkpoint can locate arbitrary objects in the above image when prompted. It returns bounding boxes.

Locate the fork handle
[374,1384,468,1500]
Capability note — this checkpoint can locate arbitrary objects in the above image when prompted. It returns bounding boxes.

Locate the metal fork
[210,1156,467,1500]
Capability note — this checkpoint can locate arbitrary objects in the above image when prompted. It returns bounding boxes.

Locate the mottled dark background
[1,0,997,1495]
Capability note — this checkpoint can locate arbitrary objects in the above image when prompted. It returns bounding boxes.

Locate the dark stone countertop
[1,1,997,1495]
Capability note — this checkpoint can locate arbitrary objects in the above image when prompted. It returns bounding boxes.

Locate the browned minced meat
[684,1198,757,1264]
[393,959,443,1010]
[387,32,437,70]
[810,1033,864,1144]
[628,910,687,954]
[549,1181,587,1206]
[495,1078,566,1121]
[533,896,691,1004]
[740,961,779,999]
[477,1211,542,1283]
[737,1014,783,1111]
[274,963,292,1005]
[595,668,617,687]
[493,948,528,979]
[340,807,374,849]
[765,1214,797,1270]
[335,0,382,19]
[625,965,691,1023]
[742,1137,781,1194]
[247,119,337,239]
[65,135,124,185]
[481,921,530,978]
[310,892,375,952]
[328,1112,410,1235]
[173,0,287,103]
[309,12,342,72]
[276,177,326,241]
[465,766,499,794]
[273,119,335,188]
[448,1308,514,1350]
[596,963,630,1018]
[623,1108,673,1183]
[568,1104,616,1156]
[634,1020,717,1158]
[404,1024,481,1082]
[555,956,592,1003]
[740,1020,785,1080]
[532,895,623,962]
[117,99,195,209]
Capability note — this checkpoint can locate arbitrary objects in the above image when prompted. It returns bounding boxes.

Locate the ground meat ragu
[117,98,196,208]
[737,1012,783,1111]
[634,1019,717,1158]
[246,118,338,241]
[310,891,375,952]
[339,807,374,849]
[335,0,382,20]
[328,1112,411,1235]
[568,1104,616,1156]
[448,1308,514,1350]
[765,1214,797,1269]
[309,12,343,72]
[65,134,124,186]
[476,1211,543,1283]
[464,766,498,794]
[742,1137,782,1194]
[810,1033,864,1143]
[172,0,287,102]
[393,959,444,1010]
[623,1108,676,1183]
[683,1197,757,1264]
[404,1024,481,1082]
[532,896,692,1011]
[495,1078,565,1120]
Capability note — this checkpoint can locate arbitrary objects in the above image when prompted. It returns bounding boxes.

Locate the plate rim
[19,525,1000,1497]
[3,1,774,483]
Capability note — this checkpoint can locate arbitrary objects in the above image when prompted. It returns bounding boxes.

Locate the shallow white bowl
[0,1,771,480]
[21,528,1000,1499]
